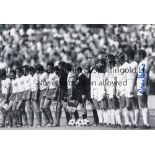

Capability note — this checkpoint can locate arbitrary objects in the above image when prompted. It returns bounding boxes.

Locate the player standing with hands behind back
[136,50,151,129]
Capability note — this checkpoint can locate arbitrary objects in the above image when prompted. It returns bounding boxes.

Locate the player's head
[115,53,125,65]
[91,58,98,68]
[105,54,115,68]
[66,63,72,73]
[29,66,35,76]
[58,61,66,71]
[22,65,29,76]
[35,64,44,74]
[54,66,60,76]
[125,49,135,62]
[15,66,23,77]
[76,66,82,75]
[97,59,106,73]
[10,69,16,79]
[137,49,147,62]
[47,61,54,73]
[0,69,7,80]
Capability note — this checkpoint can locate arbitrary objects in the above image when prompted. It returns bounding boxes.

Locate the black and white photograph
[0,24,155,130]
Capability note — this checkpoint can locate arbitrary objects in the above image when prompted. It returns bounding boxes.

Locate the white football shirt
[16,76,25,93]
[1,78,11,94]
[48,72,59,89]
[39,72,48,90]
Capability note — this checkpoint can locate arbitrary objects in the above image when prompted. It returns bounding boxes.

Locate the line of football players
[0,48,151,128]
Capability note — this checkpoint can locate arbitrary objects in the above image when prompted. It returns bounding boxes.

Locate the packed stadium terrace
[0,24,155,93]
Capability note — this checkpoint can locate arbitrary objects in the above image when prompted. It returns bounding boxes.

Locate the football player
[16,66,28,127]
[31,64,41,127]
[38,65,49,127]
[55,61,70,126]
[90,58,100,126]
[136,50,151,129]
[115,53,126,127]
[0,69,11,127]
[76,66,87,120]
[66,63,79,122]
[124,49,139,128]
[83,62,99,126]
[23,65,34,127]
[96,59,108,126]
[7,69,17,127]
[105,55,119,127]
[43,62,57,127]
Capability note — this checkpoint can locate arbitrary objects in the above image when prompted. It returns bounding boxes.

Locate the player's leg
[16,100,23,127]
[88,98,99,125]
[25,100,34,127]
[110,98,117,127]
[101,98,108,126]
[123,97,131,128]
[138,94,150,128]
[12,100,18,127]
[114,97,122,127]
[131,97,140,127]
[61,89,70,125]
[0,103,7,127]
[43,98,54,126]
[32,99,41,127]
[90,88,99,125]
[126,98,135,126]
[55,101,62,126]
[40,90,49,126]
[21,101,28,127]
[7,100,14,127]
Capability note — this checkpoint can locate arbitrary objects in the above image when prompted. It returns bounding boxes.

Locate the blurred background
[0,24,154,94]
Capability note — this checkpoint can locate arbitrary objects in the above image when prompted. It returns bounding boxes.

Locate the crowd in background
[0,24,155,93]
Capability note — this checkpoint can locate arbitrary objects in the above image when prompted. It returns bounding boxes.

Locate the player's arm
[146,63,150,95]
[34,77,40,101]
[4,81,11,103]
[53,76,60,100]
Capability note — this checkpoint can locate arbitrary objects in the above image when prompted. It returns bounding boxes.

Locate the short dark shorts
[46,88,56,100]
[86,90,91,100]
[126,96,139,110]
[58,88,67,101]
[67,88,76,100]
[76,89,86,103]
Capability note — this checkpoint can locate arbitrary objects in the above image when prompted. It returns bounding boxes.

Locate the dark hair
[125,49,135,60]
[106,54,115,61]
[66,63,72,72]
[0,69,6,77]
[115,53,125,60]
[99,59,106,66]
[29,66,35,73]
[35,64,44,72]
[77,66,82,73]
[10,69,16,75]
[47,61,54,67]
[58,61,66,69]
[22,65,29,71]
[16,66,23,73]
[138,49,146,58]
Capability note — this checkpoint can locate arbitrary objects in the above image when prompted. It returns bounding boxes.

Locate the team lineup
[0,48,151,129]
